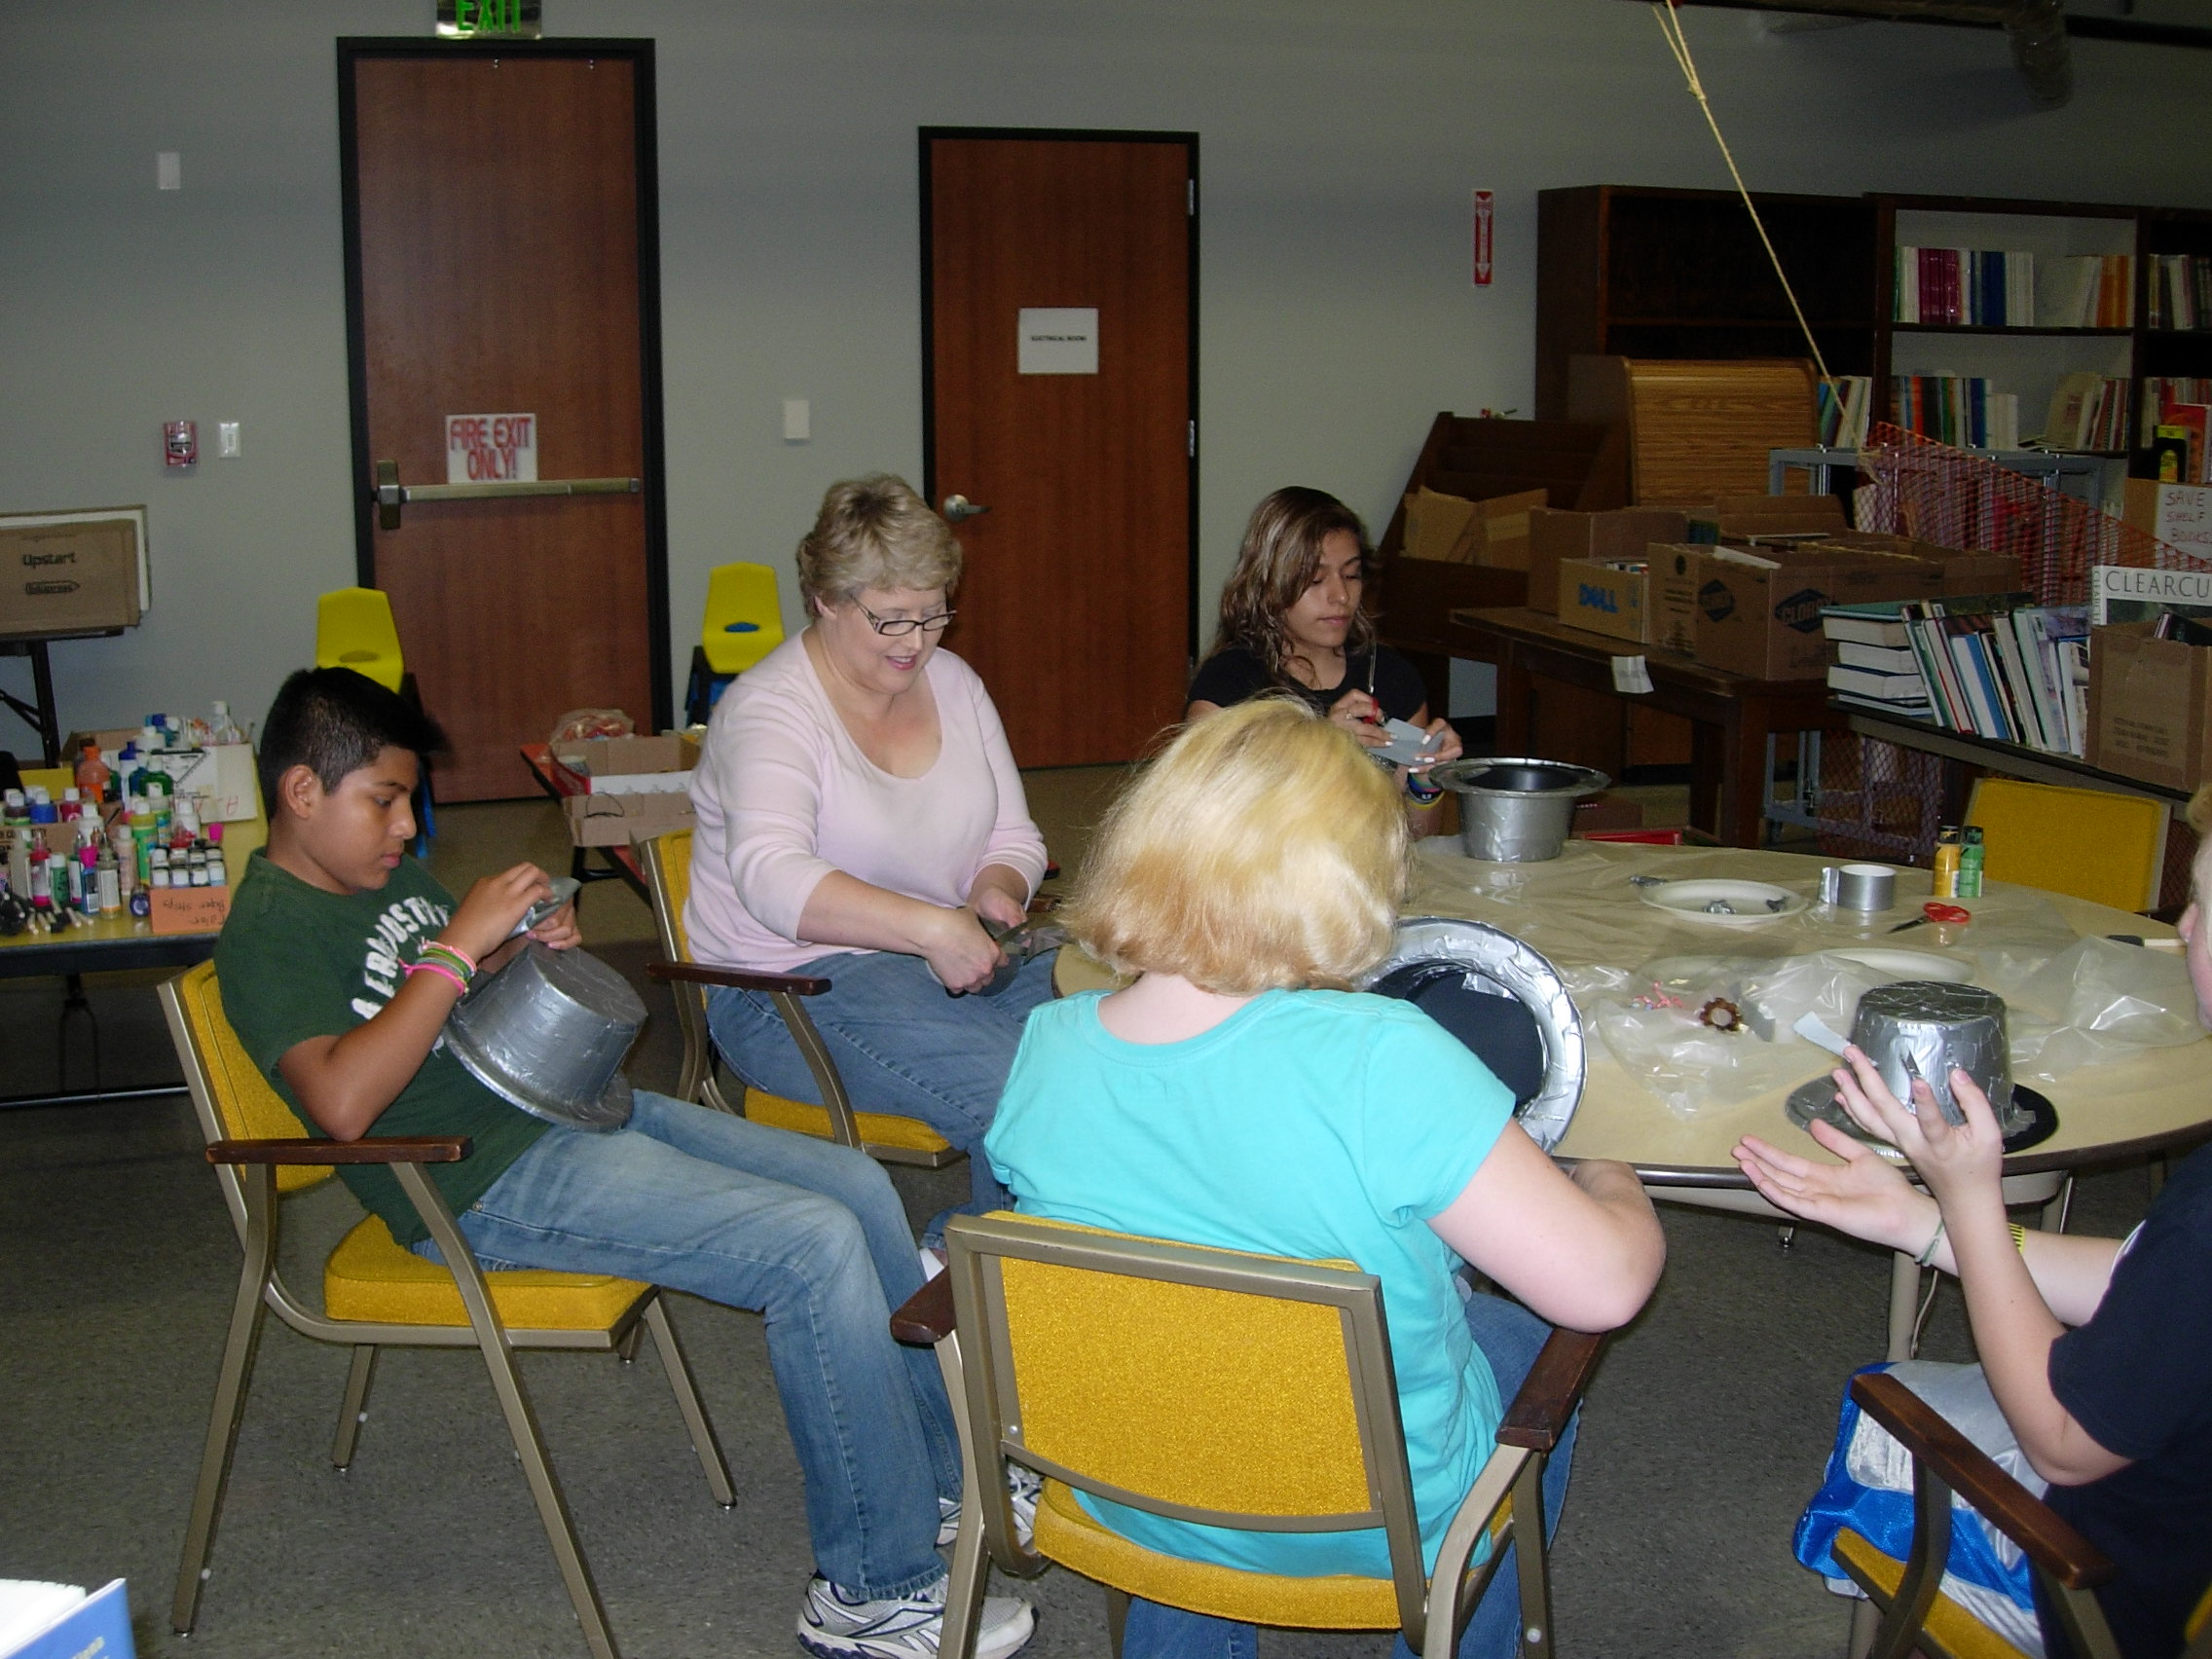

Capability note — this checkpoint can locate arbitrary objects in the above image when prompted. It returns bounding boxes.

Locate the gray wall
[6,0,2212,747]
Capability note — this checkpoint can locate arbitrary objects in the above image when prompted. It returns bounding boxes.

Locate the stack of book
[2142,380,2212,478]
[1892,376,2021,448]
[1816,376,1874,449]
[1893,247,2035,325]
[2146,254,2212,330]
[2033,254,2136,328]
[1825,597,2088,756]
[2043,371,2131,452]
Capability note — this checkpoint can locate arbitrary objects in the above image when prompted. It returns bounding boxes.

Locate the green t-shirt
[213,850,548,1247]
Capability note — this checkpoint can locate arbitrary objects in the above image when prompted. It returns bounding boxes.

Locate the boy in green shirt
[214,667,1033,1659]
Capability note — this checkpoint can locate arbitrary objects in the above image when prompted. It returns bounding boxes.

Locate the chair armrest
[647,961,832,996]
[890,1272,956,1346]
[1851,1371,2116,1591]
[1497,1328,1606,1452]
[206,1135,473,1166]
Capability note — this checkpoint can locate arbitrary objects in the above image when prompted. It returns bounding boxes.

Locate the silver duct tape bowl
[444,942,645,1131]
[1357,916,1585,1152]
[1429,757,1610,864]
[1850,980,2029,1133]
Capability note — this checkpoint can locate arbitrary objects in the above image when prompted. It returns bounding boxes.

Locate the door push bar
[373,460,642,530]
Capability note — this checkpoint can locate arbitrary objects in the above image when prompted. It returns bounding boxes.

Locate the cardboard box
[1688,546,1947,680]
[1646,544,1702,656]
[2121,476,2212,566]
[1814,534,2023,596]
[1400,486,1547,569]
[565,790,695,847]
[0,507,149,639]
[550,733,699,794]
[2086,620,2212,791]
[1528,507,1693,615]
[1712,494,1847,540]
[1559,559,1652,644]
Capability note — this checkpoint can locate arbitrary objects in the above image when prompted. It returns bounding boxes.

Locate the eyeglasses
[855,600,956,638]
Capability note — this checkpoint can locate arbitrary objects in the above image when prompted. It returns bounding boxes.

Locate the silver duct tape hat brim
[1357,916,1586,1152]
[444,942,645,1132]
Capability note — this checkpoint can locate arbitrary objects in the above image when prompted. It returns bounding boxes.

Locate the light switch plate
[782,398,810,442]
[216,422,240,458]
[157,152,181,191]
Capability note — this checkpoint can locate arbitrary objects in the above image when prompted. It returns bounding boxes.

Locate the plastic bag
[549,708,634,746]
[1973,936,2202,1084]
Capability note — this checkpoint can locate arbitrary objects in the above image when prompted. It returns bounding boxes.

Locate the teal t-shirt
[214,851,548,1248]
[984,987,1516,1577]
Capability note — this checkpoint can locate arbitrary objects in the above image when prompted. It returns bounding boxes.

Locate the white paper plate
[1640,879,1808,927]
[1824,947,1972,982]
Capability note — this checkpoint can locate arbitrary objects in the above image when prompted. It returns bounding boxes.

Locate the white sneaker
[796,1572,1035,1659]
[934,1462,1043,1548]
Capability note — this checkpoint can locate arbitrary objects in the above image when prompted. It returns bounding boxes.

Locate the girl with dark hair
[1186,487,1460,825]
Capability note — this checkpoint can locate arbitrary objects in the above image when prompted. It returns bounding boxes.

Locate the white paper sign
[2154,482,2212,564]
[446,413,538,483]
[1016,309,1098,376]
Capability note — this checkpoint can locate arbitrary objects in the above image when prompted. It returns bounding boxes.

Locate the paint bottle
[149,847,170,889]
[1932,827,1962,899]
[1957,826,1985,900]
[95,843,121,914]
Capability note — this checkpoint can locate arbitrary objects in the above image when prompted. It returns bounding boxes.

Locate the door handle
[940,494,990,524]
[373,460,641,530]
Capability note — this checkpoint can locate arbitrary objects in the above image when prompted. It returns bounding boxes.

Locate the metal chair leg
[172,1168,276,1635]
[399,1164,619,1659]
[331,1345,379,1468]
[1103,1585,1129,1659]
[2041,1173,2076,1234]
[933,1329,989,1659]
[1511,1456,1554,1659]
[643,1296,736,1506]
[615,1320,645,1364]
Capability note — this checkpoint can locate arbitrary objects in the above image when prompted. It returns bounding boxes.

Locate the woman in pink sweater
[687,476,1052,1208]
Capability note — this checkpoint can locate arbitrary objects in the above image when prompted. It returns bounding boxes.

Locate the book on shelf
[1893,247,2036,326]
[1892,374,2020,448]
[2042,371,2130,452]
[2147,254,2212,331]
[1824,595,2084,754]
[2032,253,2135,328]
[1817,376,1873,449]
[2141,382,2212,478]
[2090,563,2212,625]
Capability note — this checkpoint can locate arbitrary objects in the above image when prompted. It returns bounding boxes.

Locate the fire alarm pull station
[164,421,198,468]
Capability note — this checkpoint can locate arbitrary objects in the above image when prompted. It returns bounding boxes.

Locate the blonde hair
[1207,487,1375,684]
[796,475,963,612]
[1061,699,1409,994]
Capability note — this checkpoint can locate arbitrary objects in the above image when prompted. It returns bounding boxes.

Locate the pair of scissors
[1889,901,1972,935]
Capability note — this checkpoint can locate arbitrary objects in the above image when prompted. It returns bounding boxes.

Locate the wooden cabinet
[1535,185,1877,423]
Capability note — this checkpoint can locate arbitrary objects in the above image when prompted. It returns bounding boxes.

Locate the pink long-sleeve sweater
[683,635,1049,974]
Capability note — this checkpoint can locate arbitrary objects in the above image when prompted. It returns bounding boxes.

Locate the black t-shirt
[1187,645,1428,723]
[2038,1141,2212,1659]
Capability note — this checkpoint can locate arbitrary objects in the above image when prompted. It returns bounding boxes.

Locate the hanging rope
[1649,0,1833,384]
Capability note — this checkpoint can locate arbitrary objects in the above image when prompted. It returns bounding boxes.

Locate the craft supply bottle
[59,787,83,823]
[95,842,121,914]
[75,739,111,803]
[28,847,53,919]
[205,842,227,886]
[7,829,29,901]
[187,843,208,886]
[209,700,243,746]
[129,796,156,882]
[1958,827,1985,899]
[1932,827,1962,899]
[69,844,92,911]
[148,847,170,889]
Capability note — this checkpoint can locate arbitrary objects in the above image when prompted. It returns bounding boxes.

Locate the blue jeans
[1121,1290,1578,1659]
[705,948,1058,1212]
[413,1090,957,1599]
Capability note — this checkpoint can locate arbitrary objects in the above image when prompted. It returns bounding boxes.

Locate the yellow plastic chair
[313,587,407,694]
[700,562,786,676]
[893,1211,1604,1659]
[1829,1370,2212,1659]
[160,961,734,1659]
[1966,778,2167,914]
[640,829,960,1167]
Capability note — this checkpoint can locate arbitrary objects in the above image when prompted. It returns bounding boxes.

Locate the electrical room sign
[445,414,538,483]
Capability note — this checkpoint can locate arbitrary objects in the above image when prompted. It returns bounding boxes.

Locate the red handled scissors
[1890,901,1972,934]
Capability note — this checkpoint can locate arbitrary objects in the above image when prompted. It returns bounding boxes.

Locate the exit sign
[437,0,541,39]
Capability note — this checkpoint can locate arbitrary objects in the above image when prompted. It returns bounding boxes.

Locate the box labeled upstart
[0,507,149,639]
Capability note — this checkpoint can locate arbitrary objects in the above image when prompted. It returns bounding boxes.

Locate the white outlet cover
[157,152,181,190]
[782,398,810,442]
[217,422,240,458]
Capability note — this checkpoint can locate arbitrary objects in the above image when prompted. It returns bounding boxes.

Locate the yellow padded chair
[700,562,786,676]
[313,586,407,694]
[894,1211,1604,1659]
[1826,1369,2196,1659]
[160,961,734,1659]
[1966,778,2167,914]
[640,829,959,1166]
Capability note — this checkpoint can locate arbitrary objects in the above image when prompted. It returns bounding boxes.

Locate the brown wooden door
[923,131,1196,768]
[341,42,667,800]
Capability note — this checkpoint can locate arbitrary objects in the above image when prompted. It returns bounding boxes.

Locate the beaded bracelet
[403,957,469,995]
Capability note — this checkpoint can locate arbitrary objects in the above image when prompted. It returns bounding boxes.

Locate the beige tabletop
[1055,839,2212,1185]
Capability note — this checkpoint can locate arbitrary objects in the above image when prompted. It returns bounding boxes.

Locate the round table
[1056,838,2212,1357]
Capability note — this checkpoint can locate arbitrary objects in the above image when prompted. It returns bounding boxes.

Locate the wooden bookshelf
[1534,185,1877,422]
